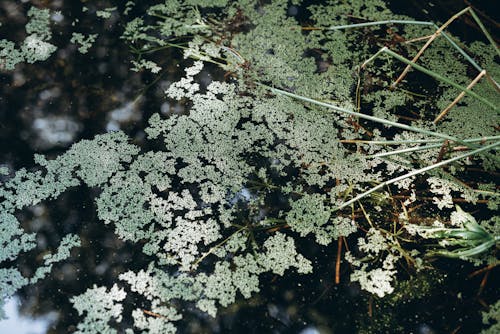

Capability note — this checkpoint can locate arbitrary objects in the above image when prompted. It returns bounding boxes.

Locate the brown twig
[391,7,471,88]
[484,72,500,93]
[477,298,489,308]
[335,237,343,284]
[478,270,490,296]
[267,224,289,233]
[463,0,500,30]
[434,70,486,124]
[468,262,499,278]
[404,34,433,44]
[368,296,373,318]
[436,140,449,163]
[391,195,490,204]
[143,310,166,318]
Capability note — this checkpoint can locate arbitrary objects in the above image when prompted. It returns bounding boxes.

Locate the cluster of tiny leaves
[0,7,56,70]
[70,32,98,54]
[482,299,500,334]
[346,228,406,297]
[0,0,498,332]
[71,284,127,334]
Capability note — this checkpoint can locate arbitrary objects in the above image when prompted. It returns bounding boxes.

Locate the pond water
[0,1,498,333]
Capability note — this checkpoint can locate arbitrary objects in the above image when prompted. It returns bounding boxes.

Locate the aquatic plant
[0,0,498,332]
[0,7,56,70]
[406,206,499,261]
[482,299,500,334]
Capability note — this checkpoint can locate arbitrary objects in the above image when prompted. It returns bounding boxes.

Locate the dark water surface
[0,1,498,333]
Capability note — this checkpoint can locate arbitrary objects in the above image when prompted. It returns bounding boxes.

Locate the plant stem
[325,20,434,30]
[369,135,500,158]
[261,83,478,146]
[391,7,471,87]
[340,135,500,146]
[382,48,498,111]
[434,70,486,124]
[333,140,500,212]
[468,8,500,58]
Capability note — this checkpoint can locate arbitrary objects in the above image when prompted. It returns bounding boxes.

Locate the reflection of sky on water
[31,116,81,149]
[299,327,321,334]
[0,297,57,334]
[106,99,142,132]
[0,1,495,333]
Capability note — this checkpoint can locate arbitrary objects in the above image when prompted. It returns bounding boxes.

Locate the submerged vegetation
[0,0,498,333]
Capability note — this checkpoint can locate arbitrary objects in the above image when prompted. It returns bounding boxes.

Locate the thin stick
[485,72,500,93]
[340,135,500,146]
[335,237,342,284]
[468,9,500,58]
[391,7,471,88]
[464,0,500,30]
[468,262,500,278]
[435,28,499,91]
[438,28,483,73]
[391,195,490,204]
[358,201,374,228]
[382,48,497,111]
[325,20,434,31]
[326,19,486,75]
[261,83,475,145]
[368,136,500,158]
[370,141,445,158]
[478,270,490,296]
[340,138,442,145]
[434,70,486,124]
[389,144,448,158]
[360,47,386,69]
[307,15,498,89]
[435,140,450,163]
[191,227,246,269]
[478,298,489,309]
[143,310,166,318]
[404,34,433,44]
[333,140,500,212]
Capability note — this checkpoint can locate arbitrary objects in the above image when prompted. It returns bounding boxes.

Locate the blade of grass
[261,83,480,146]
[333,140,500,211]
[325,20,434,30]
[378,47,497,111]
[434,70,487,124]
[429,238,497,258]
[468,9,500,58]
[340,135,500,146]
[307,15,499,90]
[392,7,471,87]
[369,135,500,158]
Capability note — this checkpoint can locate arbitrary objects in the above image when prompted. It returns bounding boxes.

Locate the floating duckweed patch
[0,1,498,333]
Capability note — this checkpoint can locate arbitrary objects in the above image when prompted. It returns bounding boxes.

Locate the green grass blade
[382,48,498,111]
[333,140,500,211]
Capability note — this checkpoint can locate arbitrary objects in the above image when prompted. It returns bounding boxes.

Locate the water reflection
[31,116,81,149]
[299,326,321,334]
[0,0,497,333]
[0,297,57,334]
[105,98,142,132]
